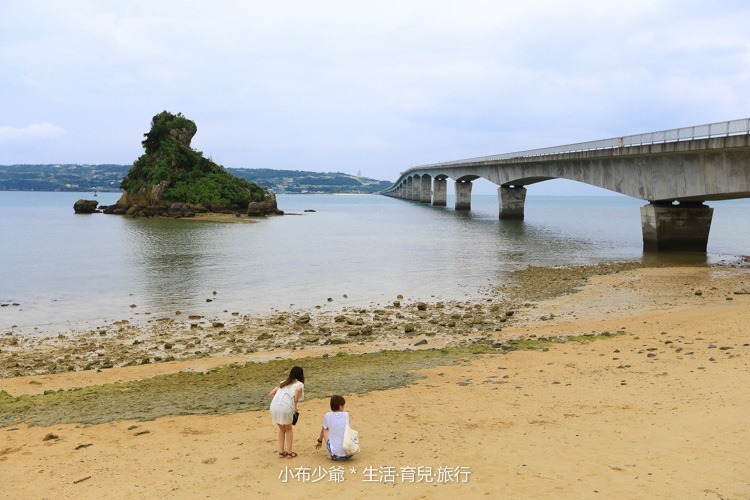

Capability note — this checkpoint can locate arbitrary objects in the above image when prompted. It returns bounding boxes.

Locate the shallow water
[1,191,748,335]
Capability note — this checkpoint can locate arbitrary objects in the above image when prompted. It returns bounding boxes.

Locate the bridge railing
[412,117,750,170]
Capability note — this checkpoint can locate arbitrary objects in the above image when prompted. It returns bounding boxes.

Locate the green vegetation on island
[119,111,267,208]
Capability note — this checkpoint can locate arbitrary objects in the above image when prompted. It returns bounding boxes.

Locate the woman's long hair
[280,366,304,388]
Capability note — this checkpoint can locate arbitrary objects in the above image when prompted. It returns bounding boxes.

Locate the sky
[1,0,749,195]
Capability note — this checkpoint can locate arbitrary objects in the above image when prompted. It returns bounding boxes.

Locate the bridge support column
[640,202,713,252]
[433,178,447,206]
[411,178,421,201]
[498,186,526,220]
[455,180,472,211]
[420,176,432,203]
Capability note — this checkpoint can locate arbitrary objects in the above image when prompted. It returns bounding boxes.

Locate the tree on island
[105,111,281,217]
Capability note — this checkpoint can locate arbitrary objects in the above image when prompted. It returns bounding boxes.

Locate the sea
[1,191,748,336]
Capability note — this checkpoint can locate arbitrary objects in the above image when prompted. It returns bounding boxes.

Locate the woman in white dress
[268,366,305,458]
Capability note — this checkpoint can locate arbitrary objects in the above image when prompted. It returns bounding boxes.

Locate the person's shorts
[326,440,352,461]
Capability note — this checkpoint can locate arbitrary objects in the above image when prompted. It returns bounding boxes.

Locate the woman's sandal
[278,451,288,458]
[287,452,298,458]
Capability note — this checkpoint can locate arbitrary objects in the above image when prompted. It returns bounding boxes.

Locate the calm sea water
[1,191,748,335]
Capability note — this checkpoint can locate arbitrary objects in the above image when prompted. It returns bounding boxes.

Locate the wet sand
[1,264,749,498]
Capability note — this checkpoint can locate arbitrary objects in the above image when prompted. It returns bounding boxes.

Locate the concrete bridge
[382,118,750,252]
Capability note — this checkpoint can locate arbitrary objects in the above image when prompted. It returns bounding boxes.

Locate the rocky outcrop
[169,122,197,148]
[102,202,204,218]
[109,111,277,219]
[110,180,168,213]
[247,191,284,216]
[73,199,99,214]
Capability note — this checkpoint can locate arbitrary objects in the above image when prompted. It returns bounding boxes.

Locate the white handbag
[342,420,360,455]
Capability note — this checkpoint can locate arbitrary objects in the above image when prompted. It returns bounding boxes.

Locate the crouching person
[315,395,355,461]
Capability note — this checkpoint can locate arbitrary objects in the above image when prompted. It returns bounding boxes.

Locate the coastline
[0,261,642,381]
[1,262,749,498]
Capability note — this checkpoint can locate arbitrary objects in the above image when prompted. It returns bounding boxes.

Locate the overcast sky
[1,1,749,194]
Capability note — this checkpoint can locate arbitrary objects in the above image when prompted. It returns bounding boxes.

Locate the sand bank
[1,264,749,498]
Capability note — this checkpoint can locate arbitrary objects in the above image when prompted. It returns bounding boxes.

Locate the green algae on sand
[0,334,621,428]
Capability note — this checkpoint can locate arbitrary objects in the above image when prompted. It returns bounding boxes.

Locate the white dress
[269,380,304,425]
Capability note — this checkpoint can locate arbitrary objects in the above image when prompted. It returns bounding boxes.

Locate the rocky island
[82,111,281,218]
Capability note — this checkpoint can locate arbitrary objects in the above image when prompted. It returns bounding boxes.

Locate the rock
[296,314,311,325]
[125,204,142,217]
[416,302,427,311]
[168,119,197,146]
[105,112,271,218]
[73,199,99,214]
[414,339,428,346]
[247,192,284,216]
[169,203,195,218]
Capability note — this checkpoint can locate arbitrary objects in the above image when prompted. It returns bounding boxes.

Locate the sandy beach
[1,263,749,499]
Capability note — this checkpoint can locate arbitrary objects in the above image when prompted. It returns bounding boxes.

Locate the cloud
[1,0,749,180]
[0,122,66,141]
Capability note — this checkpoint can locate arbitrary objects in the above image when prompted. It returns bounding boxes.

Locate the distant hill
[0,164,129,192]
[226,168,392,194]
[0,164,392,194]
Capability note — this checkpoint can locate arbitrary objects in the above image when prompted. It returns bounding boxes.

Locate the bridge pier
[409,178,419,201]
[640,202,714,252]
[455,180,472,210]
[498,185,526,220]
[433,178,447,206]
[420,176,432,203]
